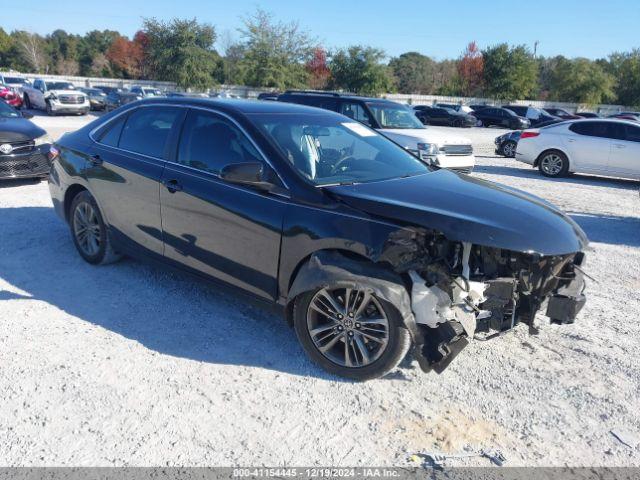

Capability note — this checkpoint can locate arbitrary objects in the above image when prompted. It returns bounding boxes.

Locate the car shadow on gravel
[0,178,45,189]
[0,205,375,382]
[569,213,640,248]
[475,164,640,190]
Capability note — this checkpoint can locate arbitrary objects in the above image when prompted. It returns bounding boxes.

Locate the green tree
[0,28,13,68]
[236,9,313,89]
[143,18,222,90]
[611,50,640,107]
[389,51,438,94]
[329,46,393,96]
[548,57,615,104]
[482,43,538,100]
[77,30,121,76]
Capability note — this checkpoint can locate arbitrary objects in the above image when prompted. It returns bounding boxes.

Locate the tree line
[1,9,639,107]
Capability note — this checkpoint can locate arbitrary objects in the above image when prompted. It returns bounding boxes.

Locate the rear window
[569,122,619,139]
[118,107,182,158]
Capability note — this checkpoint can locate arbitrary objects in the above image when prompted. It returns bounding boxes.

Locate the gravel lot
[1,112,639,467]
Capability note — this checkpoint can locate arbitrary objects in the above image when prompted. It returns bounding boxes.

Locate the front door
[159,109,287,300]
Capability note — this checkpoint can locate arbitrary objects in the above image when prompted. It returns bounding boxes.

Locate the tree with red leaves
[457,41,484,96]
[306,46,330,89]
[106,34,146,78]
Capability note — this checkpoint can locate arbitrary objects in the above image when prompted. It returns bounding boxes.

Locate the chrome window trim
[88,103,289,190]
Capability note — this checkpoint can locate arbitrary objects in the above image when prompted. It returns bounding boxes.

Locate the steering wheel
[330,156,358,176]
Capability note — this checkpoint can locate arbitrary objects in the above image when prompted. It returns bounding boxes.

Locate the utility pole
[533,40,539,58]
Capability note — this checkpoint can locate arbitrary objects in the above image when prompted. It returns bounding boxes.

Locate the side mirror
[220,162,274,192]
[21,111,33,119]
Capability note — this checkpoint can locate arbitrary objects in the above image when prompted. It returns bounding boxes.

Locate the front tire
[538,150,569,177]
[293,286,411,380]
[69,191,121,265]
[502,140,517,158]
[46,101,54,116]
[23,94,31,109]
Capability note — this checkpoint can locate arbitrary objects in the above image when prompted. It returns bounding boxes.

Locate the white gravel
[1,114,639,467]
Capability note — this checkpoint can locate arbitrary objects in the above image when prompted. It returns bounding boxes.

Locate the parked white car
[22,79,89,116]
[515,119,640,180]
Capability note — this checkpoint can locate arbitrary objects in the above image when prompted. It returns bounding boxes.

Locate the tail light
[520,131,540,140]
[48,145,60,161]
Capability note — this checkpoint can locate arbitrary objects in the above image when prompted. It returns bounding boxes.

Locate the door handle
[567,138,576,143]
[89,154,103,165]
[614,144,626,149]
[162,179,183,193]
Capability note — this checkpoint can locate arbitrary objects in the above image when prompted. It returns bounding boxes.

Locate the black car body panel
[325,170,587,256]
[48,97,589,374]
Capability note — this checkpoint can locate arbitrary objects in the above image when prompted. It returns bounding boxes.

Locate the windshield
[250,113,430,186]
[365,102,425,129]
[0,101,20,118]
[46,82,75,90]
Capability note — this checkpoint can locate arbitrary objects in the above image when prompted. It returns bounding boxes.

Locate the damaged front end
[381,229,587,373]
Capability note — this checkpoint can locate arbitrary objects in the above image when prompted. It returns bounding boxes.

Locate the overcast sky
[4,0,638,60]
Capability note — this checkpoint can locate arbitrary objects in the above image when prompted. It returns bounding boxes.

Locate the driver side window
[177,110,263,175]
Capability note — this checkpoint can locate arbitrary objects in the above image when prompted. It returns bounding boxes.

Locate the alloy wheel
[540,154,564,176]
[503,142,516,157]
[73,202,101,257]
[306,287,389,368]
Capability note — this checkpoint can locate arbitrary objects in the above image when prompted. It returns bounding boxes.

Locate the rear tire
[69,191,121,265]
[293,286,411,381]
[23,94,31,109]
[538,150,569,177]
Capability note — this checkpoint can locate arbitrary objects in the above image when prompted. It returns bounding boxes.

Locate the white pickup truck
[22,79,90,116]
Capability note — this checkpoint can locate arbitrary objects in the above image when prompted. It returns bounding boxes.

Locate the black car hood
[0,117,46,142]
[326,170,588,256]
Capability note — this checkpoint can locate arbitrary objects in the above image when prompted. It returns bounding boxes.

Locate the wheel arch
[283,249,409,326]
[534,147,571,169]
[63,184,88,222]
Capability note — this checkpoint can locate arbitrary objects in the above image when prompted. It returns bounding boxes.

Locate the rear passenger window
[97,115,126,147]
[119,107,181,158]
[569,122,616,139]
[177,110,262,175]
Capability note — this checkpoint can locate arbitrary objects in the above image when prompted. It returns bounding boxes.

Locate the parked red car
[0,85,23,108]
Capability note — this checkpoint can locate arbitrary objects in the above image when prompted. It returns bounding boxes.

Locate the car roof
[279,90,397,104]
[134,96,340,115]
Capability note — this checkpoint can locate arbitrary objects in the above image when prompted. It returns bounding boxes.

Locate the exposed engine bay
[381,228,587,372]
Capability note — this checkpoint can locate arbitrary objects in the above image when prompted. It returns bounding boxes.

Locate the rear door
[563,122,614,173]
[608,123,640,178]
[88,106,184,256]
[159,108,287,300]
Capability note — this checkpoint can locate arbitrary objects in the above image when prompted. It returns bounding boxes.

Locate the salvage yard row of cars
[1,85,638,380]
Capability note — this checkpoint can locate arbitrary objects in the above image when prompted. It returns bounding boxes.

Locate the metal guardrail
[1,72,634,114]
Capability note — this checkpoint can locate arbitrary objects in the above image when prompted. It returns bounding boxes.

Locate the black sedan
[413,106,477,127]
[49,98,588,380]
[80,88,108,111]
[105,91,142,112]
[473,107,530,129]
[0,101,53,179]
